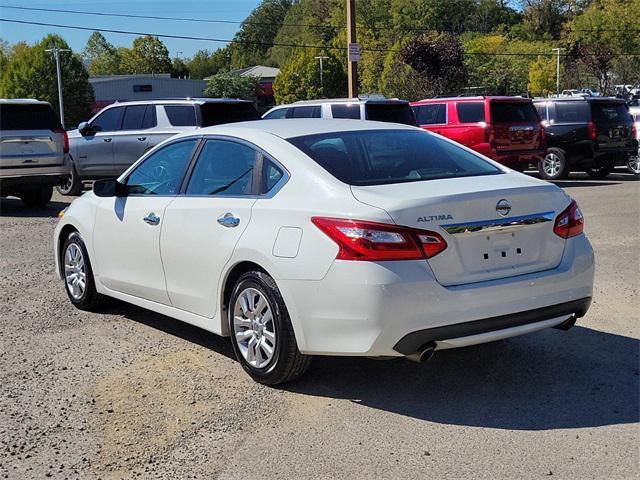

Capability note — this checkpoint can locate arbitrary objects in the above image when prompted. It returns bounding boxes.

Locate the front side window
[165,105,198,126]
[126,140,197,195]
[289,129,502,186]
[121,105,147,130]
[331,104,361,119]
[415,104,446,125]
[456,102,485,123]
[91,107,123,132]
[186,140,257,196]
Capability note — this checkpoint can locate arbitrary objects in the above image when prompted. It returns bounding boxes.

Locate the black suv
[533,97,637,179]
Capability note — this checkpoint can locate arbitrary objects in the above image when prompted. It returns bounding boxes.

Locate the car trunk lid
[351,173,568,286]
[489,100,543,153]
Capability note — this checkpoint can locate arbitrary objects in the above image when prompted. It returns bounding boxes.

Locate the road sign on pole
[348,43,361,63]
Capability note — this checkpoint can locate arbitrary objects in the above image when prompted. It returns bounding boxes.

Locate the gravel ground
[0,171,638,480]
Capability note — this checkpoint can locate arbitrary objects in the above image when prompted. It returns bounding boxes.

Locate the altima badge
[496,199,511,217]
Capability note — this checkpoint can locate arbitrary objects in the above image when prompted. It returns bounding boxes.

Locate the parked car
[561,90,585,98]
[262,97,416,125]
[0,99,70,207]
[580,89,599,97]
[60,98,261,195]
[628,109,640,175]
[55,119,594,385]
[533,97,637,179]
[411,96,545,171]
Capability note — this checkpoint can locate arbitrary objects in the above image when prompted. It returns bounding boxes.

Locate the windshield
[365,103,416,126]
[288,129,502,186]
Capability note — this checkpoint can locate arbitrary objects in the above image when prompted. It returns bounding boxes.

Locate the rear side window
[263,108,289,119]
[366,103,416,126]
[91,107,123,132]
[456,102,485,123]
[165,105,197,126]
[0,103,61,130]
[200,102,261,126]
[262,160,284,193]
[591,103,631,123]
[414,104,446,125]
[291,106,321,118]
[331,104,361,119]
[490,102,538,123]
[289,129,501,186]
[551,102,591,123]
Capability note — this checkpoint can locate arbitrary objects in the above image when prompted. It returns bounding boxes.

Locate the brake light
[587,121,597,141]
[553,199,584,238]
[632,122,637,139]
[484,123,495,147]
[311,217,447,261]
[53,128,69,154]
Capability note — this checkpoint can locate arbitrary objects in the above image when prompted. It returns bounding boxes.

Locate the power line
[1,18,639,57]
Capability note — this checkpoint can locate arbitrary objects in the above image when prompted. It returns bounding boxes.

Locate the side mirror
[93,178,127,197]
[78,121,91,136]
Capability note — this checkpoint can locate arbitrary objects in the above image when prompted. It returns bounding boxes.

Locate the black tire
[56,164,83,196]
[625,152,640,175]
[228,271,311,385]
[585,160,615,179]
[61,231,105,311]
[20,186,53,207]
[538,148,571,180]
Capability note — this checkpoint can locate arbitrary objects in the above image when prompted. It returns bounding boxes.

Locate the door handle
[143,213,160,225]
[217,212,240,228]
[137,137,147,141]
[103,138,112,143]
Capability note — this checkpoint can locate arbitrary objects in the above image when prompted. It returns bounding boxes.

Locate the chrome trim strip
[442,211,555,235]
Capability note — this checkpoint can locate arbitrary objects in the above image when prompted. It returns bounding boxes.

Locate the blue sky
[0,0,263,57]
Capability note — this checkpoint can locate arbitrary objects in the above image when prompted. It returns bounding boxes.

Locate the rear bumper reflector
[392,297,592,355]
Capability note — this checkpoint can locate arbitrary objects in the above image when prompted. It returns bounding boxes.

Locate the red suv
[411,96,545,170]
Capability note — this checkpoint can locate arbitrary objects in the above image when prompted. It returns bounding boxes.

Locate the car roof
[272,98,409,108]
[533,97,628,103]
[101,98,253,107]
[177,119,417,140]
[0,98,51,105]
[411,96,529,104]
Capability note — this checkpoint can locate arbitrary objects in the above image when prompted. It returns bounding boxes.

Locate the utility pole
[346,0,358,98]
[45,46,70,128]
[552,47,564,97]
[315,55,329,96]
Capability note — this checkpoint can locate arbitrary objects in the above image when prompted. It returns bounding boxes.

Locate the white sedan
[54,120,595,384]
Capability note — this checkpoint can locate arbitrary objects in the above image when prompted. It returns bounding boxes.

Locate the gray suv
[61,98,261,195]
[0,99,70,207]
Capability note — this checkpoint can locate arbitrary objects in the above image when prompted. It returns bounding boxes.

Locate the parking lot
[0,171,638,479]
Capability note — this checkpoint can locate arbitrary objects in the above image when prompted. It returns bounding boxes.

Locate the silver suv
[262,97,417,125]
[0,99,70,207]
[61,98,261,195]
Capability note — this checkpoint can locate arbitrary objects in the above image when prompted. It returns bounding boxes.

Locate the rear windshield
[0,103,61,130]
[591,102,632,124]
[200,102,261,126]
[288,129,502,186]
[490,102,538,123]
[366,103,416,126]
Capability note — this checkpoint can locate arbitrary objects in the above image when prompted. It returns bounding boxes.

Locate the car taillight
[587,121,597,141]
[553,199,584,238]
[53,128,69,154]
[484,123,495,147]
[311,217,447,261]
[632,122,637,139]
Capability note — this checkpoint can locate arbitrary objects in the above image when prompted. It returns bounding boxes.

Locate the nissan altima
[54,120,595,384]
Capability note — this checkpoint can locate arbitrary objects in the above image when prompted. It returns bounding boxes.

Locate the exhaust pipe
[406,342,437,363]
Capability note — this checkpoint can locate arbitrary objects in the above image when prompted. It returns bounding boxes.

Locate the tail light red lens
[632,123,637,139]
[53,128,69,154]
[553,199,584,238]
[587,121,598,141]
[312,217,447,261]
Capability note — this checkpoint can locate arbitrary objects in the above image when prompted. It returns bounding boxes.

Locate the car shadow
[0,197,71,218]
[103,301,639,431]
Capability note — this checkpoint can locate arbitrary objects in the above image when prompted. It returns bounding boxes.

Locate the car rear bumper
[0,161,71,191]
[278,233,594,357]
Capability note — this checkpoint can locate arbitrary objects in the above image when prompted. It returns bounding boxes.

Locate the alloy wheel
[233,288,277,369]
[542,153,561,177]
[64,243,87,300]
[627,153,640,175]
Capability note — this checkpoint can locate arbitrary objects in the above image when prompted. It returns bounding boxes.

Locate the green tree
[273,49,346,104]
[84,32,122,75]
[528,55,561,95]
[187,48,232,79]
[170,57,190,78]
[204,72,260,100]
[0,34,94,127]
[121,35,172,74]
[378,48,431,100]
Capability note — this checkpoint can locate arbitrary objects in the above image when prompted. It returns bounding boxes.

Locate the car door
[74,106,123,176]
[112,105,156,175]
[92,139,199,304]
[160,138,260,318]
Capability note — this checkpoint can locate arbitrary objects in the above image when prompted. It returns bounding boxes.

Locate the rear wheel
[585,160,615,179]
[61,232,105,310]
[626,152,640,175]
[56,165,83,196]
[538,149,570,180]
[229,271,311,385]
[20,186,53,207]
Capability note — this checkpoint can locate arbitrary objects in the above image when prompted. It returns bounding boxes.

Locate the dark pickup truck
[533,97,637,179]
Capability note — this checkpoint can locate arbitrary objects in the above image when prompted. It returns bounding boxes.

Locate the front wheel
[229,271,311,385]
[627,152,640,175]
[61,232,105,310]
[538,149,570,180]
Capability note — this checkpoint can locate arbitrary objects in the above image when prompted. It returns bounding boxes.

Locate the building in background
[89,74,207,113]
[207,65,280,110]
